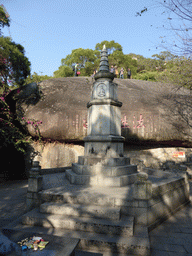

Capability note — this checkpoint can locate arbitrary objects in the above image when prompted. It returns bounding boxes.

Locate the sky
[1,0,173,77]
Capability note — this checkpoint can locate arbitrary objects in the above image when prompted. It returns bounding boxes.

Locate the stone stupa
[66,45,138,186]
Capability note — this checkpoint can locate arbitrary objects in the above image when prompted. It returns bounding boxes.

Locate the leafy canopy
[0,36,31,91]
[61,48,97,68]
[54,66,74,78]
[95,40,123,55]
[0,4,10,35]
[25,72,52,84]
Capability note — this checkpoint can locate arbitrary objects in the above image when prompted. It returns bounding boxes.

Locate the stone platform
[23,169,190,255]
[23,178,150,256]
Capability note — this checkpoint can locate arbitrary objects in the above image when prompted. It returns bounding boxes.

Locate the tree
[128,53,159,72]
[0,4,10,36]
[152,51,177,61]
[95,40,123,55]
[108,51,138,77]
[0,37,31,91]
[123,55,138,77]
[161,0,192,56]
[54,66,74,78]
[137,1,192,57]
[0,5,32,176]
[80,62,96,77]
[61,48,97,68]
[108,50,125,67]
[152,51,177,71]
[157,57,192,89]
[25,72,52,84]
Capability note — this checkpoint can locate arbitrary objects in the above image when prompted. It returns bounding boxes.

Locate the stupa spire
[99,44,109,72]
[94,44,114,81]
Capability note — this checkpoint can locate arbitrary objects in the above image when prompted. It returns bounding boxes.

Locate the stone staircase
[22,185,150,256]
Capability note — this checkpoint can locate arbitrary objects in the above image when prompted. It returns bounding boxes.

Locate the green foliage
[80,62,95,77]
[133,71,157,81]
[54,65,74,78]
[25,72,52,84]
[128,53,159,72]
[0,4,10,35]
[0,36,31,90]
[61,48,97,67]
[108,50,125,67]
[0,91,32,155]
[55,42,192,87]
[0,8,38,165]
[152,51,177,61]
[157,57,192,89]
[95,40,123,55]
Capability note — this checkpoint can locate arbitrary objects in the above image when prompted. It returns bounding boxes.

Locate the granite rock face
[15,77,192,144]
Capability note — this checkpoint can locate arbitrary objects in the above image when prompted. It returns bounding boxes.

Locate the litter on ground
[17,236,49,251]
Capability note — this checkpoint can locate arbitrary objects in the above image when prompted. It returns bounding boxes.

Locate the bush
[54,66,74,78]
[133,71,157,81]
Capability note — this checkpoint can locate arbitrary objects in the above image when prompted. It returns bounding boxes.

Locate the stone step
[66,169,90,185]
[7,224,150,256]
[78,156,130,166]
[72,163,137,176]
[66,169,138,186]
[77,234,150,256]
[22,208,134,236]
[40,202,121,220]
[39,186,134,207]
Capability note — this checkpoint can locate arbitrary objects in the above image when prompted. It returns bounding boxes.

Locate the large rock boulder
[15,77,192,145]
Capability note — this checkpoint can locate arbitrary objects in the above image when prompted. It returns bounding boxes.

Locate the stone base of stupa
[66,154,138,186]
[66,134,138,186]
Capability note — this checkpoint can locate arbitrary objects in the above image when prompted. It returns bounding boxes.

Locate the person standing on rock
[110,65,115,74]
[127,68,131,79]
[74,63,79,77]
[119,68,124,79]
[115,66,118,78]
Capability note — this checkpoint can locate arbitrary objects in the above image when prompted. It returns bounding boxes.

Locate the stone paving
[1,179,192,255]
[149,183,192,256]
[0,180,28,229]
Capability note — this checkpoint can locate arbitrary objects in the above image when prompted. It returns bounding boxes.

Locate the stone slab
[2,223,150,256]
[72,163,137,176]
[66,168,138,186]
[2,228,79,256]
[22,208,134,236]
[41,172,70,190]
[78,156,130,166]
[66,169,90,185]
[39,183,134,206]
[77,235,150,256]
[40,202,121,220]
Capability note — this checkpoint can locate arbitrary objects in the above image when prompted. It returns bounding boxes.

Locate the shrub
[54,66,74,78]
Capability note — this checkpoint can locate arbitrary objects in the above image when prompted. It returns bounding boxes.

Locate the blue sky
[2,0,172,77]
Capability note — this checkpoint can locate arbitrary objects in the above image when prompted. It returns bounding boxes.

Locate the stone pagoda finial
[94,44,114,81]
[99,44,109,72]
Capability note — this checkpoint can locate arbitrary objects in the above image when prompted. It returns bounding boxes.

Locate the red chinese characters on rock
[133,114,146,130]
[83,118,88,129]
[137,114,146,129]
[121,115,130,129]
[82,114,150,131]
